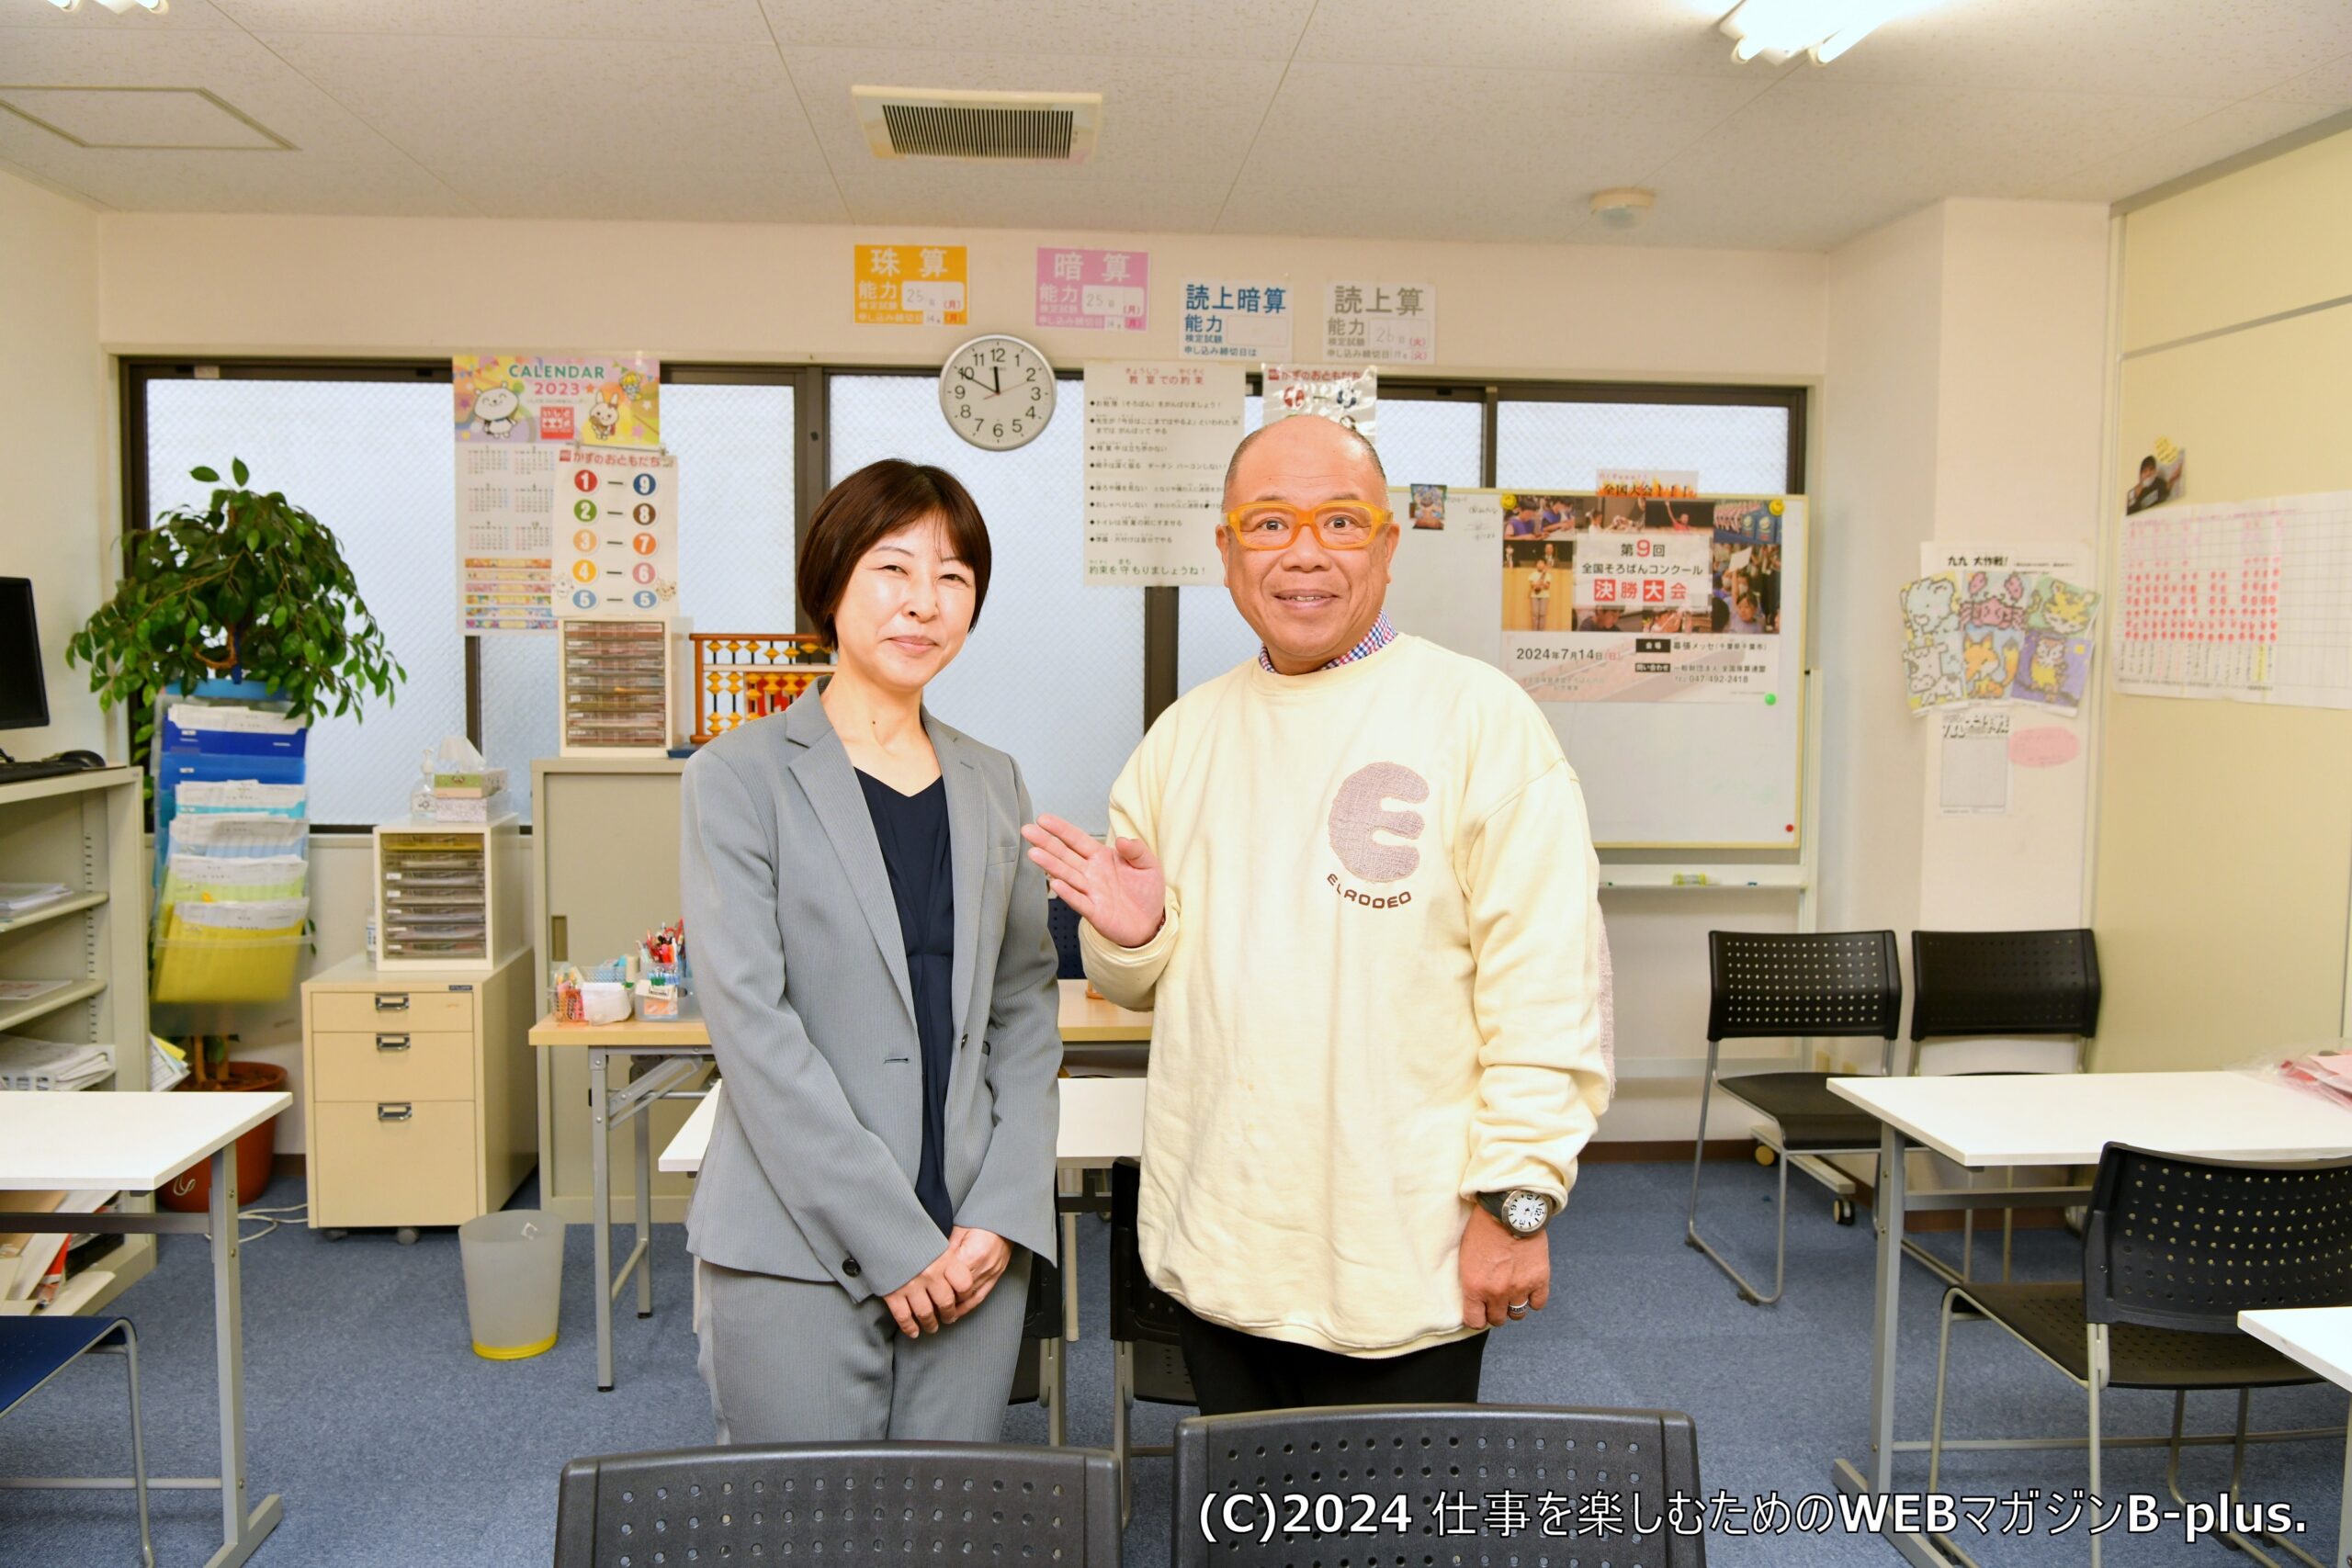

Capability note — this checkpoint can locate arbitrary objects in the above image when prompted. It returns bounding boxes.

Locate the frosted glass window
[1179,395,1484,694]
[1494,400,1792,494]
[475,379,798,819]
[145,379,460,827]
[828,374,1140,831]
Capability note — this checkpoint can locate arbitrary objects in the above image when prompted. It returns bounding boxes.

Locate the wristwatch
[1477,1189,1556,1237]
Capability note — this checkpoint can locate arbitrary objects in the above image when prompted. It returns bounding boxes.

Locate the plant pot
[158,1060,288,1213]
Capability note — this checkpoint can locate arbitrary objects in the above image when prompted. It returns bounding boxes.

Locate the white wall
[0,167,112,759]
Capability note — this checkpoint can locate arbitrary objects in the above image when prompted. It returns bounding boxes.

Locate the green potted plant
[69,458,405,1210]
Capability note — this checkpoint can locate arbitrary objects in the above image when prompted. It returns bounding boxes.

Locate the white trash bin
[459,1210,566,1359]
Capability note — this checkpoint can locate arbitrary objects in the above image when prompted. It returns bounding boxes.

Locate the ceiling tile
[782,45,1286,187]
[2257,51,2352,106]
[215,0,775,43]
[254,30,846,221]
[0,24,471,214]
[0,86,283,149]
[1809,0,2352,95]
[2031,96,2341,201]
[1292,0,1763,75]
[756,0,1315,62]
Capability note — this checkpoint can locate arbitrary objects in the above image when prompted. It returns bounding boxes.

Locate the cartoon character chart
[452,352,661,635]
[553,446,680,619]
[1900,545,2101,716]
[1501,492,1793,704]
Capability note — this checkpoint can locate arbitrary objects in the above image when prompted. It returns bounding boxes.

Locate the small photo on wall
[1502,536,1572,632]
[1409,483,1446,530]
[2125,439,2186,513]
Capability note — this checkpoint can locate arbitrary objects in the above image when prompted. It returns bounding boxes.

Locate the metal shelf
[0,890,107,936]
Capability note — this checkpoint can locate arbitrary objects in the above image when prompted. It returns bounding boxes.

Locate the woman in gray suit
[679,458,1061,1443]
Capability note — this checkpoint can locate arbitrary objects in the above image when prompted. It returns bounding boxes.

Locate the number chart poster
[1502,493,1792,703]
[555,446,680,619]
[854,243,967,325]
[453,352,660,634]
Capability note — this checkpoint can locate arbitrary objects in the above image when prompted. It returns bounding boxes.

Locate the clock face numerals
[940,336,1056,451]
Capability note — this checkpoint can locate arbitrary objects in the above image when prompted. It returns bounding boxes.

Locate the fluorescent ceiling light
[1719,0,1907,64]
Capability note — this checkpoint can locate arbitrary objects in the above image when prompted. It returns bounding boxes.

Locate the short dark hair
[797,459,991,645]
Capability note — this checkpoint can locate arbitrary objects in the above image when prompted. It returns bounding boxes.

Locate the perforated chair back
[1910,928,2100,1042]
[553,1442,1122,1567]
[2084,1142,2352,1336]
[1046,896,1087,980]
[1706,931,1901,1043]
[1171,1404,1703,1568]
[1006,1256,1065,1405]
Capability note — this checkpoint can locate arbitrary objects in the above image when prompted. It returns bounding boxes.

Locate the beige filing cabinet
[300,949,537,1240]
[531,758,703,1225]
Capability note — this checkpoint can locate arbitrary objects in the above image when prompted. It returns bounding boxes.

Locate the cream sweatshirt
[1080,634,1610,1357]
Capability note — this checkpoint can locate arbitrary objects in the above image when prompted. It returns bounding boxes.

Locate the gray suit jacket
[679,689,1061,1300]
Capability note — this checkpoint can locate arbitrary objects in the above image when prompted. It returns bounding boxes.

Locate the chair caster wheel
[1754,1145,1777,1167]
[322,1228,348,1241]
[395,1227,420,1246]
[1832,1199,1857,1225]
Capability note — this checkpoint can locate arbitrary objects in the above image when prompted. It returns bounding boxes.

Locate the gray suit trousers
[695,1250,1035,1444]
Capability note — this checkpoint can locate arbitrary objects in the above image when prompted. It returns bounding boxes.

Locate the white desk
[661,1076,1147,1175]
[1826,1070,2352,1568]
[0,1089,291,1568]
[2240,1306,2352,1568]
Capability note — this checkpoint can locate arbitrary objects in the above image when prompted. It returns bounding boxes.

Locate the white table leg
[204,1144,282,1568]
[635,1071,655,1320]
[591,1048,615,1392]
[1868,1122,1905,1490]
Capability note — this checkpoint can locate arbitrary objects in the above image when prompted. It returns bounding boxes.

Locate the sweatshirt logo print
[1328,762,1430,882]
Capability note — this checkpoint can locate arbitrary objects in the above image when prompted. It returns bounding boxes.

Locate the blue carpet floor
[3,1158,2345,1566]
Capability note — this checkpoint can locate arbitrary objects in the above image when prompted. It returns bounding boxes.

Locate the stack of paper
[151,694,311,1005]
[2279,1051,2352,1112]
[0,1033,112,1091]
[1,1190,117,1304]
[0,883,70,919]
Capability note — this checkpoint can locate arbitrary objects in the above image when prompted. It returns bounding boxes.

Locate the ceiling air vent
[853,86,1100,164]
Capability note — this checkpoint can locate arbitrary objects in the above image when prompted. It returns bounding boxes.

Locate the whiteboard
[1384,488,1808,849]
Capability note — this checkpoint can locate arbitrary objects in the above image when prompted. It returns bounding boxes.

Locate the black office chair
[1685,930,1903,1305]
[1107,1156,1195,1523]
[554,1441,1123,1567]
[1171,1404,1704,1568]
[1046,895,1086,980]
[1004,1253,1069,1441]
[1930,1143,2352,1568]
[0,1316,153,1568]
[1907,928,2101,1284]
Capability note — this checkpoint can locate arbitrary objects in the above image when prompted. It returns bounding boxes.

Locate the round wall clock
[939,334,1057,451]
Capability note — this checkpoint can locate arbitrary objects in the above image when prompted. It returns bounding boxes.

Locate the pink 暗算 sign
[1035,247,1148,332]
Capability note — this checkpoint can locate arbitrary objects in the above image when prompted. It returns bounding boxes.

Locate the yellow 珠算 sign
[854,243,968,325]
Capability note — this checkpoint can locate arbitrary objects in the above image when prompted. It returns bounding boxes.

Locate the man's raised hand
[1020,815,1164,949]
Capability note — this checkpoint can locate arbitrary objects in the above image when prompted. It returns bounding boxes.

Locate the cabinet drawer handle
[374,994,411,1013]
[375,1034,411,1052]
[377,1103,413,1122]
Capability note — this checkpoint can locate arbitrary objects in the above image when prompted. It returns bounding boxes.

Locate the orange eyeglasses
[1223,501,1394,551]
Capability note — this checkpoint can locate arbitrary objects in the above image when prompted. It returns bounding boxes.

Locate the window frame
[120,357,1807,823]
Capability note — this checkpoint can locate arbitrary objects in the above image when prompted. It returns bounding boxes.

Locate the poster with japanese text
[854,243,967,325]
[1322,281,1435,365]
[553,446,680,618]
[452,351,660,634]
[1261,365,1376,443]
[1502,494,1793,703]
[1901,543,2099,715]
[1082,362,1245,586]
[1180,278,1294,360]
[1035,246,1147,332]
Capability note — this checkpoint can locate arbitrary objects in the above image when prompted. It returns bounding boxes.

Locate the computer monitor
[0,578,50,732]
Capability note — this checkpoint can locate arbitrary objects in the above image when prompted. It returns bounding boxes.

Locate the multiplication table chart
[554,446,680,617]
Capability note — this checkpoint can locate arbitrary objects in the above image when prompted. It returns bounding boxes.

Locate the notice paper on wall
[1261,365,1376,443]
[1081,362,1244,586]
[553,446,680,617]
[1179,279,1294,361]
[2115,491,2352,708]
[1939,707,2012,815]
[1035,246,1148,333]
[1900,544,2101,716]
[452,352,661,635]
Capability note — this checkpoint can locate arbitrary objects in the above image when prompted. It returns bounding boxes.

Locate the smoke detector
[1589,187,1656,230]
[853,86,1101,164]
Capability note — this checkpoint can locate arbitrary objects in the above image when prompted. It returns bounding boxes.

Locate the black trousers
[1173,1303,1487,1416]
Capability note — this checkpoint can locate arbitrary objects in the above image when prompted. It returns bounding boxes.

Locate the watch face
[1503,1190,1548,1234]
[940,335,1056,451]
